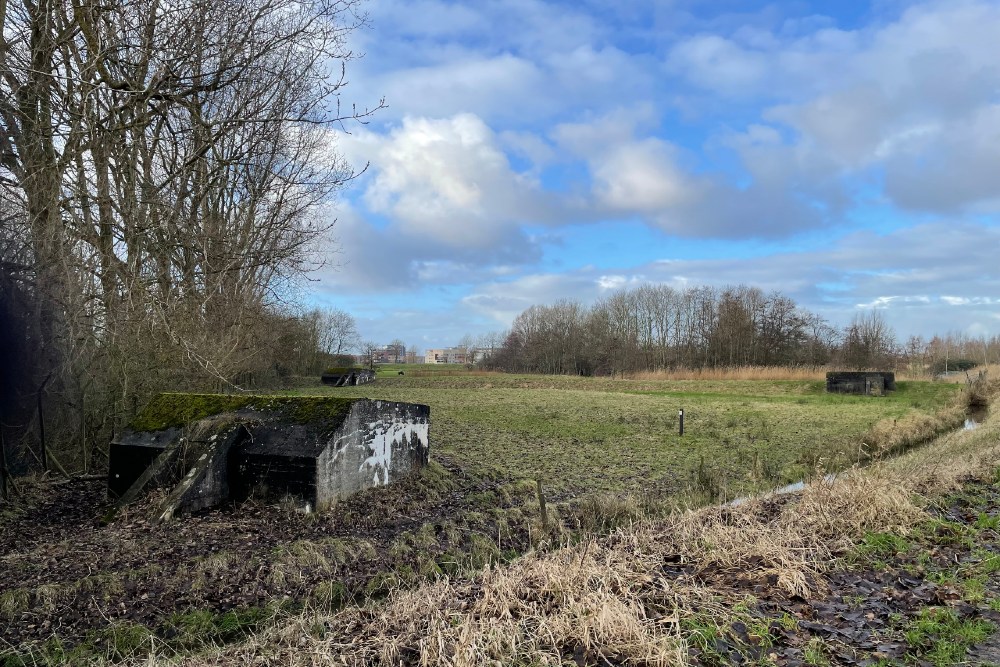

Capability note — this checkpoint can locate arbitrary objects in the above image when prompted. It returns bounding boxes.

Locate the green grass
[280,373,959,499]
[129,393,356,432]
[903,607,993,666]
[849,531,912,569]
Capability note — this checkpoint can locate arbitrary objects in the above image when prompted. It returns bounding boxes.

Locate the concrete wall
[109,395,430,518]
[320,369,375,386]
[315,400,430,510]
[826,371,896,395]
[108,427,182,498]
[154,421,250,520]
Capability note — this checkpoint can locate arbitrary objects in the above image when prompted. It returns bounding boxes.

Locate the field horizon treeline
[478,284,1000,377]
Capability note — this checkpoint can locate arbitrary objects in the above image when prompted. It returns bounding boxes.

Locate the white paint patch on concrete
[359,419,429,486]
[329,427,365,462]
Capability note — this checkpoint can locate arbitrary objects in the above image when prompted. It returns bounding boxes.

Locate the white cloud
[337,113,556,256]
[375,54,549,122]
[594,139,698,212]
[670,1,1000,214]
[313,0,1000,345]
[667,34,772,96]
[459,220,1000,336]
[551,109,824,238]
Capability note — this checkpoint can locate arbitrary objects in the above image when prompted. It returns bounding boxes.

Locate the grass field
[0,368,975,664]
[290,367,964,502]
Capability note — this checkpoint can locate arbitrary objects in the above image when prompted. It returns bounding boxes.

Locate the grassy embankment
[0,368,980,665]
[133,377,1000,667]
[290,368,965,501]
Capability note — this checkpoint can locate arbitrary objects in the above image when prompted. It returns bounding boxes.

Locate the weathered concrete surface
[316,400,430,509]
[229,423,321,505]
[108,427,183,499]
[155,421,250,521]
[108,394,430,518]
[826,371,896,395]
[320,368,376,387]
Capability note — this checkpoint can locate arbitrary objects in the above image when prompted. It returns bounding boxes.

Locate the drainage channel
[730,405,990,506]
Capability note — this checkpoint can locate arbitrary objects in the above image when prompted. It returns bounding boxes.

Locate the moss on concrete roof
[129,393,358,432]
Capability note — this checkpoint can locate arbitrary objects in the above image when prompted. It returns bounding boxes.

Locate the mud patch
[0,457,536,656]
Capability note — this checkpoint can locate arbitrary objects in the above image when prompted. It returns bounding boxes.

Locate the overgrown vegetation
[0,0,379,478]
[127,394,357,433]
[99,377,997,667]
[1,372,994,666]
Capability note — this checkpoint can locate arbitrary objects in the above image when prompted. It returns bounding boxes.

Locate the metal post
[0,421,8,501]
[38,391,48,473]
[536,479,548,529]
[678,408,684,436]
[37,373,52,473]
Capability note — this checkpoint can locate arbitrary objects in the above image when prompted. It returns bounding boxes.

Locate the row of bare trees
[1,0,376,474]
[482,285,903,376]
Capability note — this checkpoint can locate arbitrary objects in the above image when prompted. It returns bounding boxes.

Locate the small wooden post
[536,479,548,529]
[678,408,684,436]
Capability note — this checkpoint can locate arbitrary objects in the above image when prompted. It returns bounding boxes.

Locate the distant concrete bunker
[826,371,896,396]
[321,367,375,387]
[108,394,429,520]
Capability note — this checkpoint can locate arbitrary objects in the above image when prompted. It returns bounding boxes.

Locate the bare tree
[359,341,380,371]
[317,309,361,357]
[0,0,382,469]
[488,284,849,376]
[840,311,897,370]
[386,339,406,364]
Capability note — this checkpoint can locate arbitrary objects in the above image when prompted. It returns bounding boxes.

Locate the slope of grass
[283,374,962,499]
[130,380,999,667]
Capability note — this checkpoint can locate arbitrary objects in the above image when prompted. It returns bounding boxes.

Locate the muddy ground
[0,458,539,657]
[679,478,1000,666]
[4,466,1000,666]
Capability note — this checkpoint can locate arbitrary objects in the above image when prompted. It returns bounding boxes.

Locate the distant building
[424,347,468,364]
[423,347,493,364]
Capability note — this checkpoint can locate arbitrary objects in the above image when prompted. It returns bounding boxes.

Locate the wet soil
[5,466,1000,666]
[685,478,1000,666]
[0,457,533,654]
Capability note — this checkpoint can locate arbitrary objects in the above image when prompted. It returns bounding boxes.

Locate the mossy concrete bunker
[826,371,896,396]
[108,393,430,519]
[320,367,376,387]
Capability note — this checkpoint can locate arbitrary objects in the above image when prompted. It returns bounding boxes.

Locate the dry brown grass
[932,363,999,384]
[629,366,829,381]
[627,365,965,382]
[132,384,1000,667]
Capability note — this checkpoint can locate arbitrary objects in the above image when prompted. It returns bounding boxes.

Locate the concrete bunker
[320,367,376,387]
[826,371,896,396]
[108,393,429,520]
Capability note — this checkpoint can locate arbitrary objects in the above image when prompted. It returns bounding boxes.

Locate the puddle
[965,406,988,431]
[729,474,837,507]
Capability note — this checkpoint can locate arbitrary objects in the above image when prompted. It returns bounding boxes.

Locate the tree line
[479,284,995,377]
[1,0,376,476]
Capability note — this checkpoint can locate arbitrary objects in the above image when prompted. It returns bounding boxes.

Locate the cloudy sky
[310,0,1000,352]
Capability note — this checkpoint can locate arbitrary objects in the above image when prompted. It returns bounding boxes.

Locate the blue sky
[309,0,1000,352]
